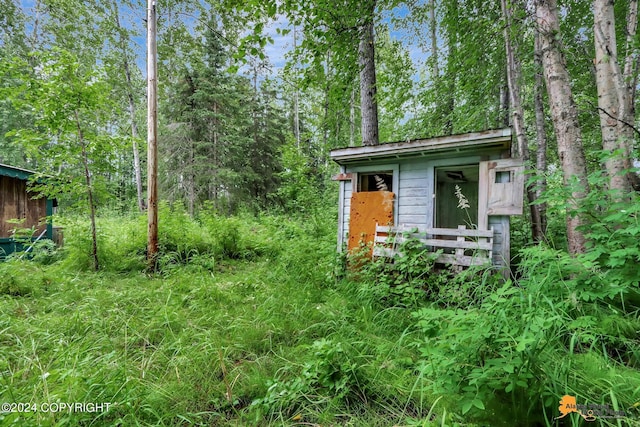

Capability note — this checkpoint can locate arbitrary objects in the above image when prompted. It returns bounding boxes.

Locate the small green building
[0,163,56,259]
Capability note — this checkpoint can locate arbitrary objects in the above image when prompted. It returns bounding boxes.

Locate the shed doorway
[347,169,396,254]
[435,165,479,230]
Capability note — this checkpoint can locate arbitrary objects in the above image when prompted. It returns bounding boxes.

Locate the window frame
[350,163,399,225]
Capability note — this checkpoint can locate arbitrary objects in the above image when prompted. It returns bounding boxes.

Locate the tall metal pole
[147,0,158,268]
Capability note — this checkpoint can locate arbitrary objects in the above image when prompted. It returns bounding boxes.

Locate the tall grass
[0,209,436,426]
[1,203,639,426]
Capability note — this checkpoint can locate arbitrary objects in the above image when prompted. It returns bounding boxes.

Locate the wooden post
[147,0,158,268]
[454,225,465,271]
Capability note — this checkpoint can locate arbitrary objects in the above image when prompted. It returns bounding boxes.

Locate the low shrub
[250,338,368,421]
[411,243,640,425]
[0,260,52,296]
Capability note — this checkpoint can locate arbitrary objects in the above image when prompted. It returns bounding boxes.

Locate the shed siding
[337,154,511,270]
[399,187,429,197]
[0,176,48,239]
[397,162,429,229]
[489,215,509,268]
[341,180,352,246]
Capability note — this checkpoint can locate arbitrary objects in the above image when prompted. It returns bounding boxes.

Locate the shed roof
[330,128,512,165]
[0,163,38,180]
[0,163,57,205]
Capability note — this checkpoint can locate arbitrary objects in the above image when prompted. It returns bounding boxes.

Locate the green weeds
[1,202,639,426]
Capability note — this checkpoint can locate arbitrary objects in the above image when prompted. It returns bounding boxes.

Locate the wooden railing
[373,224,494,267]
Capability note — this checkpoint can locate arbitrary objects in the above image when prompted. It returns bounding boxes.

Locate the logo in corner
[555,395,628,422]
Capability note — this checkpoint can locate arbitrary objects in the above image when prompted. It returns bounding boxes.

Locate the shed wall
[397,160,430,228]
[338,155,509,268]
[0,176,48,238]
[489,215,510,268]
[340,179,352,247]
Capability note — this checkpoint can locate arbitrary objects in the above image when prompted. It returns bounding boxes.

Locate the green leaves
[410,209,640,420]
[461,397,485,414]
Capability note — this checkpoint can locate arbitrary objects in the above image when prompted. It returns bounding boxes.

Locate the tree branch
[587,99,640,137]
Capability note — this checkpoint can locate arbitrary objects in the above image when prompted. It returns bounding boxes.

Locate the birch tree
[110,1,145,211]
[533,27,548,238]
[593,0,640,195]
[501,0,544,242]
[535,0,590,255]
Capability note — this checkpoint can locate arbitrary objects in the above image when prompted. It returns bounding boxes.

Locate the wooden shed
[330,128,524,270]
[0,163,55,258]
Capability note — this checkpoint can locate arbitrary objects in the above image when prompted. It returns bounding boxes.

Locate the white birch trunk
[535,0,589,255]
[429,0,439,78]
[293,24,300,148]
[533,27,548,236]
[621,0,640,190]
[594,0,630,194]
[114,3,144,211]
[502,0,543,242]
[350,86,356,147]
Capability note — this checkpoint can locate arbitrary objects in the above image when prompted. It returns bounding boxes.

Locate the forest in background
[0,0,636,222]
[1,0,640,426]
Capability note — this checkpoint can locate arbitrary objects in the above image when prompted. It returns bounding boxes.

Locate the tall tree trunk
[502,0,543,242]
[212,102,219,210]
[429,0,439,78]
[622,0,640,190]
[623,0,639,135]
[443,0,458,134]
[113,4,144,211]
[323,53,330,155]
[499,82,510,128]
[188,138,195,217]
[594,0,632,195]
[535,0,590,255]
[358,0,379,146]
[252,61,260,202]
[74,111,99,271]
[533,27,548,237]
[350,85,356,147]
[599,0,640,191]
[30,0,42,48]
[147,0,159,268]
[293,25,301,148]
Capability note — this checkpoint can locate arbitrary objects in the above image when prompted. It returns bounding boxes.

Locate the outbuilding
[0,163,56,258]
[330,128,524,271]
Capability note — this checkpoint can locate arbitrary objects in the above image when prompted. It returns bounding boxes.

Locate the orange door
[347,190,394,256]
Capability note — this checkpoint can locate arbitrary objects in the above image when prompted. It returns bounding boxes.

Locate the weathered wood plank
[399,187,430,197]
[1,176,48,239]
[426,228,494,238]
[397,215,427,224]
[373,224,494,267]
[399,177,428,189]
[398,205,427,216]
[376,225,493,238]
[397,197,428,207]
[436,253,491,266]
[400,168,428,179]
[384,237,492,251]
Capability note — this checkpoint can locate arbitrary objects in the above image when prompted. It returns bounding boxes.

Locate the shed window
[358,172,393,192]
[496,170,511,183]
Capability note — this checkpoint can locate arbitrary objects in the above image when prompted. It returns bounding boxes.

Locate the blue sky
[262,4,427,73]
[17,0,429,82]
